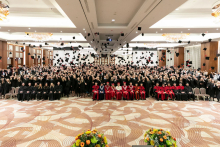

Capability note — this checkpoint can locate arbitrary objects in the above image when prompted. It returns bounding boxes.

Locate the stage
[0,97,219,147]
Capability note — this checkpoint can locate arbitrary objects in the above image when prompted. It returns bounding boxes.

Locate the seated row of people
[17,82,63,102]
[153,82,195,101]
[92,82,146,100]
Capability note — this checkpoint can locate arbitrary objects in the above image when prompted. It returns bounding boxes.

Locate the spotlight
[202,33,205,37]
[208,39,212,42]
[73,36,75,39]
[188,41,190,44]
[142,33,144,36]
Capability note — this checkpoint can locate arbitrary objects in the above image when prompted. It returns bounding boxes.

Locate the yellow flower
[144,133,147,138]
[76,139,81,146]
[103,136,107,144]
[150,140,155,146]
[78,134,81,137]
[86,131,91,134]
[166,131,171,135]
[95,145,100,147]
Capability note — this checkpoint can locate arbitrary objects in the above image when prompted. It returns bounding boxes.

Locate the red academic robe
[122,85,129,100]
[154,86,161,99]
[128,85,135,100]
[92,85,99,100]
[139,86,146,100]
[165,86,174,99]
[159,86,166,100]
[110,86,116,99]
[105,85,111,100]
[134,86,140,100]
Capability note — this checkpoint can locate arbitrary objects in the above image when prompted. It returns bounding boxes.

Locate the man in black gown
[17,82,25,102]
[185,82,195,101]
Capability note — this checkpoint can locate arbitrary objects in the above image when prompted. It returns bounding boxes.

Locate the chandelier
[211,1,220,23]
[0,1,9,21]
[25,32,53,41]
[162,33,190,42]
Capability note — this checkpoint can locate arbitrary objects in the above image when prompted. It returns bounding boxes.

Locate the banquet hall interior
[0,0,220,147]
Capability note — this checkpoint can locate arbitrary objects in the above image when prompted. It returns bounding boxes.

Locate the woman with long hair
[31,82,38,100]
[49,83,55,101]
[64,77,71,98]
[37,83,43,101]
[80,76,86,98]
[4,79,12,99]
[42,83,49,101]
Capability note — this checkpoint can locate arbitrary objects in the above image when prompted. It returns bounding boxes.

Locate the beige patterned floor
[0,97,220,147]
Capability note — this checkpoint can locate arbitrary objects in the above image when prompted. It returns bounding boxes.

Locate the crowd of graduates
[0,64,220,102]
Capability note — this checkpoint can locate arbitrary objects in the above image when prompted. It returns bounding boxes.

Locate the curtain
[184,45,201,69]
[166,49,174,67]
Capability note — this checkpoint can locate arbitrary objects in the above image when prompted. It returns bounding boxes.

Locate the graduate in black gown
[42,83,49,101]
[4,79,12,98]
[37,83,43,100]
[49,83,55,101]
[207,80,216,101]
[31,82,38,100]
[55,82,62,100]
[80,77,86,98]
[64,77,71,97]
[99,83,105,100]
[23,82,32,101]
[185,83,195,101]
[17,82,25,101]
[75,77,81,97]
[216,84,220,102]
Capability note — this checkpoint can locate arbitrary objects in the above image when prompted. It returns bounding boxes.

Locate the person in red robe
[139,83,146,100]
[122,82,129,100]
[134,83,140,100]
[116,82,122,100]
[92,82,99,101]
[128,82,134,100]
[160,83,167,101]
[165,83,174,100]
[153,82,161,100]
[105,82,111,100]
[110,83,116,100]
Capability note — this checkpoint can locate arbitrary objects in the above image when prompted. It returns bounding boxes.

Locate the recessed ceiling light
[161,29,163,30]
[188,29,190,30]
[8,30,10,31]
[176,9,179,10]
[83,28,85,30]
[136,31,138,33]
[217,28,219,30]
[29,28,30,29]
[35,30,36,32]
[156,31,157,33]
[112,19,115,21]
[60,31,62,32]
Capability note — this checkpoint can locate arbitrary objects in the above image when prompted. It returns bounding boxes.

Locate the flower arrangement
[144,128,177,147]
[72,129,108,147]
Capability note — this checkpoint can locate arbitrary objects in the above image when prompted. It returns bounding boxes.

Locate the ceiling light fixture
[60,31,62,32]
[176,8,179,10]
[0,1,9,21]
[83,28,85,30]
[161,29,163,30]
[112,19,115,21]
[25,32,53,41]
[162,33,190,42]
[29,28,30,29]
[188,29,190,30]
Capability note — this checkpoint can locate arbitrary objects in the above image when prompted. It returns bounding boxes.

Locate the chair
[200,88,210,101]
[11,87,19,99]
[5,87,15,99]
[194,88,201,101]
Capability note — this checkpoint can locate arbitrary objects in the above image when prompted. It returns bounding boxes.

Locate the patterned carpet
[0,97,220,147]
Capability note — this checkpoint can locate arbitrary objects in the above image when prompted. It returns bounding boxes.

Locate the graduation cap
[39,44,42,48]
[29,44,31,47]
[188,41,190,44]
[167,50,170,53]
[181,63,184,65]
[56,54,59,56]
[31,56,34,59]
[135,52,137,54]
[43,57,45,60]
[38,56,40,58]
[155,61,158,64]
[187,50,189,53]
[178,40,182,43]
[73,36,75,39]
[28,53,30,55]
[214,57,217,60]
[23,43,25,45]
[206,57,210,60]
[211,66,215,70]
[203,63,206,66]
[121,33,124,36]
[88,33,90,36]
[178,65,180,68]
[21,47,24,50]
[43,62,45,65]
[189,61,192,64]
[203,48,207,51]
[76,59,79,61]
[9,52,12,54]
[202,33,205,37]
[176,53,179,57]
[209,39,212,42]
[170,58,172,60]
[162,52,165,55]
[150,61,153,64]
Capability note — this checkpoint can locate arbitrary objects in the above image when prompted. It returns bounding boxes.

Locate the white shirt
[116,86,122,91]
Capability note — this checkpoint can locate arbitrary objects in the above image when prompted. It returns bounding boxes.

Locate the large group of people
[0,64,220,102]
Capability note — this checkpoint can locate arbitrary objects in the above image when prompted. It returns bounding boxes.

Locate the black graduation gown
[37,87,43,100]
[185,86,195,101]
[64,80,71,96]
[216,86,220,101]
[145,80,151,97]
[17,86,25,101]
[42,86,49,100]
[80,81,86,93]
[24,86,32,101]
[75,80,81,94]
[16,81,22,87]
[4,82,11,95]
[31,86,38,99]
[48,86,55,100]
[55,85,62,100]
